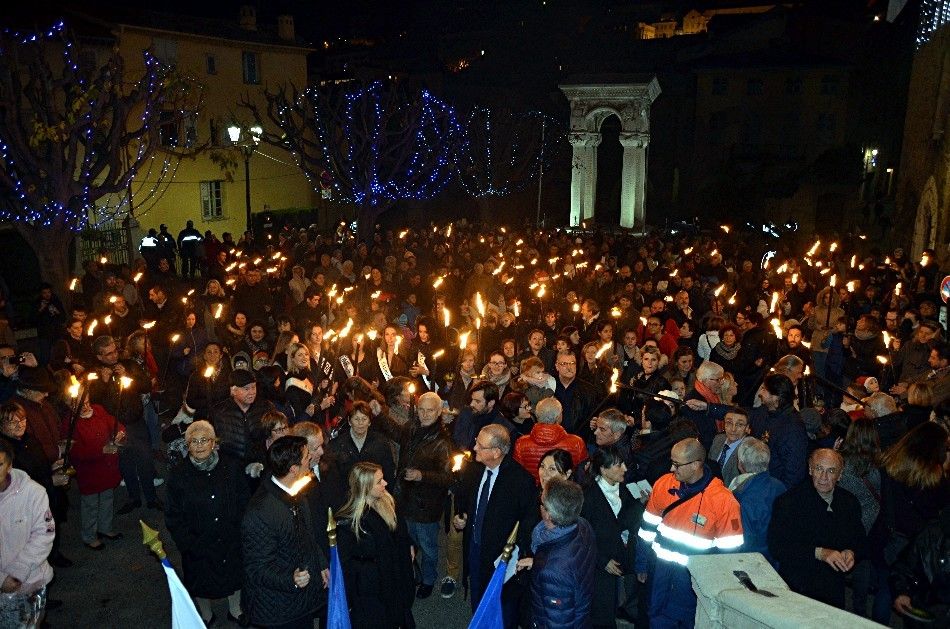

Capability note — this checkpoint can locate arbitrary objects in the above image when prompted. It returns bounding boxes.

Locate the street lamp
[227,124,263,233]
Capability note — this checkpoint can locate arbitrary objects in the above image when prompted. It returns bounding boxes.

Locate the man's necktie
[473,469,493,544]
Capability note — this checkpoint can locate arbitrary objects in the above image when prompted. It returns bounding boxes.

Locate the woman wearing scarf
[479,350,513,398]
[710,324,749,383]
[517,478,596,629]
[165,421,250,625]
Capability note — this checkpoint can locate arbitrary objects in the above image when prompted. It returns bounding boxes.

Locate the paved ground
[45,463,474,629]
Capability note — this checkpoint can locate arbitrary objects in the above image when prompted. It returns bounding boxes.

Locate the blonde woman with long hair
[336,462,415,628]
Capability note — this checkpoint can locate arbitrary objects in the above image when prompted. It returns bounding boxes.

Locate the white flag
[162,559,205,628]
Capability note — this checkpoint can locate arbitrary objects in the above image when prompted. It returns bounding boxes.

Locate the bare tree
[455,107,552,198]
[243,80,461,239]
[0,22,201,292]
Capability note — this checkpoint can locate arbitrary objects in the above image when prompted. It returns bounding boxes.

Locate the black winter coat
[768,481,867,609]
[327,429,397,488]
[530,518,597,629]
[337,509,416,629]
[890,508,950,608]
[393,421,453,523]
[750,405,808,489]
[580,480,642,626]
[165,454,250,598]
[213,397,274,464]
[242,475,326,627]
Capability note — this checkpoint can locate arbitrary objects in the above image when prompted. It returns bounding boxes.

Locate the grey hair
[696,360,724,382]
[535,398,563,425]
[863,392,898,418]
[598,408,628,434]
[184,420,215,442]
[484,423,511,455]
[418,391,442,407]
[542,478,584,527]
[736,437,770,473]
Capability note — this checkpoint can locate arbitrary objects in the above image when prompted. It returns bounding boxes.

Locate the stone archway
[560,79,661,229]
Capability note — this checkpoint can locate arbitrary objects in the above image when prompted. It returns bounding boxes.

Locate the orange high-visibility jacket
[637,472,744,566]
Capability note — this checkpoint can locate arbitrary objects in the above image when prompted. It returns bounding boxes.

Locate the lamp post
[227,124,263,233]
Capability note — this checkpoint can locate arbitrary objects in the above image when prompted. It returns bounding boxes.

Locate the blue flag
[327,545,352,629]
[160,558,205,629]
[468,560,507,629]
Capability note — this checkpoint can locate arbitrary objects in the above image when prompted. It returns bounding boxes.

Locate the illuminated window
[200,181,224,220]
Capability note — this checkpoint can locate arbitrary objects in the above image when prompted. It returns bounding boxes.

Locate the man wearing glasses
[635,437,743,628]
[453,424,537,625]
[768,448,866,609]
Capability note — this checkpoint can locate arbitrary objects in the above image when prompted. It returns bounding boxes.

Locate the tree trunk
[16,224,75,299]
[356,204,384,243]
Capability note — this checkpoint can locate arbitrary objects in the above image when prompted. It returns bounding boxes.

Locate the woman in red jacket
[65,398,124,549]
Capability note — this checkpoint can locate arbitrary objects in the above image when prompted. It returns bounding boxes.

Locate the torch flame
[475,293,486,317]
[142,321,156,330]
[104,315,112,325]
[432,349,445,360]
[68,376,81,399]
[720,225,730,233]
[133,272,143,283]
[877,355,888,365]
[367,329,378,341]
[459,331,470,350]
[443,307,451,328]
[119,376,133,389]
[452,454,465,473]
[87,319,98,336]
[171,334,180,343]
[537,285,546,298]
[770,318,783,339]
[69,278,78,291]
[595,342,612,360]
[807,240,821,257]
[203,366,215,378]
[609,368,619,394]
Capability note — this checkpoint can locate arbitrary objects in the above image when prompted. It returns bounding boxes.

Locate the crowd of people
[0,217,948,628]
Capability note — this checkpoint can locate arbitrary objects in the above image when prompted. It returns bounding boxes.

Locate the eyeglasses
[271,425,289,435]
[489,361,507,367]
[670,459,700,470]
[189,437,213,446]
[3,413,26,426]
[811,466,839,476]
[556,362,576,368]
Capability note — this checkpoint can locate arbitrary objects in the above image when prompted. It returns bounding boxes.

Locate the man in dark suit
[707,407,750,487]
[453,424,539,624]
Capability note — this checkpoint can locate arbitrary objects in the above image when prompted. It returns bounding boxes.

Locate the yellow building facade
[109,13,317,238]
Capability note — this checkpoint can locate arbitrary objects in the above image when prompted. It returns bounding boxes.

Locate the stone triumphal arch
[560,79,661,229]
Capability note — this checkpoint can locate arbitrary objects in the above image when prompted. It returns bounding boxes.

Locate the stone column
[619,133,649,230]
[568,132,601,226]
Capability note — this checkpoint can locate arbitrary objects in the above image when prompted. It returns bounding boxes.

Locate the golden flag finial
[327,508,338,548]
[500,522,519,562]
[140,520,166,560]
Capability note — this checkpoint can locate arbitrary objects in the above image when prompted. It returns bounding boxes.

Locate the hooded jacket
[0,468,55,591]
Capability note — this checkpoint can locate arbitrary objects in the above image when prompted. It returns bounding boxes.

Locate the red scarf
[694,378,721,404]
